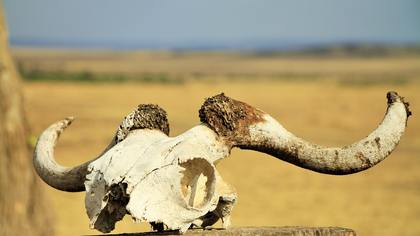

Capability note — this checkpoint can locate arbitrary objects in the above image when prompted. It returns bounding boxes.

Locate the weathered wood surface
[95,227,356,236]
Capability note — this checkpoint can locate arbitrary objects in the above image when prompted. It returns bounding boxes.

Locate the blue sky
[3,0,420,49]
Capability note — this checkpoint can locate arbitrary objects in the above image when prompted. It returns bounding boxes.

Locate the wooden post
[99,227,356,236]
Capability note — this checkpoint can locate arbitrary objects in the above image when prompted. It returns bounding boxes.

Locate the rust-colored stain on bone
[199,93,264,142]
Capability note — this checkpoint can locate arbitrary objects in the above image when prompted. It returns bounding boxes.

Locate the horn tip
[60,116,75,129]
[65,116,75,123]
[386,91,400,103]
[386,91,412,118]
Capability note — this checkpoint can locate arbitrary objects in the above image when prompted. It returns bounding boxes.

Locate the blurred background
[2,0,420,235]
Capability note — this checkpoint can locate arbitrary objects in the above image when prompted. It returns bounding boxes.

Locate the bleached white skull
[33,92,411,234]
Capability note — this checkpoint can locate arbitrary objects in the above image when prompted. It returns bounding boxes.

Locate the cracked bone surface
[33,91,410,234]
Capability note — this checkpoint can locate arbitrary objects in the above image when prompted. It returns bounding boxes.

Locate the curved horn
[199,91,411,175]
[33,117,90,192]
[34,104,170,192]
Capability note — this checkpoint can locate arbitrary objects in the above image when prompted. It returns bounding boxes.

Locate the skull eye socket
[180,158,216,209]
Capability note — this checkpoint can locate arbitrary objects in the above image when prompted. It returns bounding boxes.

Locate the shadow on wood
[87,227,356,236]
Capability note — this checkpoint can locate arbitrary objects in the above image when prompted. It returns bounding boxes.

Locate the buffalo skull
[33,92,411,233]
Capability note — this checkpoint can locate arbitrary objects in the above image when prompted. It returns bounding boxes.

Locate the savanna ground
[16,49,420,235]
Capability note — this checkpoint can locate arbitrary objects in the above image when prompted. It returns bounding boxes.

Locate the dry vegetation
[17,49,420,236]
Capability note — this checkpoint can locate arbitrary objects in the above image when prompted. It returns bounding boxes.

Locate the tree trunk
[0,2,54,235]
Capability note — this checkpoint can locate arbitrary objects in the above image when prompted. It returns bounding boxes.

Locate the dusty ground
[19,52,420,236]
[13,48,420,80]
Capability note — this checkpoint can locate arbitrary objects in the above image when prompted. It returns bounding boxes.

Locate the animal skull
[33,92,411,234]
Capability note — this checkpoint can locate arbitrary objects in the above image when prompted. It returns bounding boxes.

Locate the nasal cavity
[180,158,216,209]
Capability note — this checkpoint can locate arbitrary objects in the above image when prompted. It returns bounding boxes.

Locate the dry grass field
[19,50,420,236]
